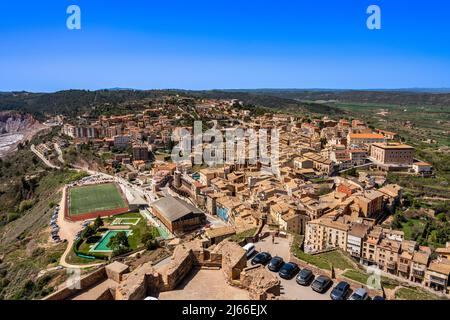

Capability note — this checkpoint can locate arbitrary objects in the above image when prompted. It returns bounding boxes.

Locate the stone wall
[336,274,384,297]
[115,262,161,300]
[97,288,115,300]
[85,239,279,300]
[106,261,130,283]
[44,267,107,300]
[213,241,247,281]
[240,265,281,300]
[161,249,196,291]
[289,254,333,278]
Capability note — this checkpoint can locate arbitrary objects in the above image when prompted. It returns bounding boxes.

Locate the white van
[242,243,256,258]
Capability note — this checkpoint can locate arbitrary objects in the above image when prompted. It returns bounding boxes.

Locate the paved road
[54,143,65,164]
[31,144,60,169]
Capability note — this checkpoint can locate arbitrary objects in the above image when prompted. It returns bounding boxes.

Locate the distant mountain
[103,87,141,91]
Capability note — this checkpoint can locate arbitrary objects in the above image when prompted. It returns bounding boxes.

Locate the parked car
[372,296,385,301]
[268,256,284,272]
[349,288,369,300]
[311,275,332,293]
[296,268,314,286]
[278,262,300,279]
[330,281,350,300]
[251,252,272,265]
[242,243,256,258]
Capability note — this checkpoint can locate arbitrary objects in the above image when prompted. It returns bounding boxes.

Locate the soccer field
[69,183,127,216]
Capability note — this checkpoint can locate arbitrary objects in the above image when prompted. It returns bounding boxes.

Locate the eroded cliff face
[0,112,46,157]
[0,112,39,134]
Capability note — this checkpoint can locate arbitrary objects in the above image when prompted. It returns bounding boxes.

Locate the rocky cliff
[0,112,39,134]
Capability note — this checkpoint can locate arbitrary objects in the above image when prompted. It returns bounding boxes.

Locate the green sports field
[69,183,127,216]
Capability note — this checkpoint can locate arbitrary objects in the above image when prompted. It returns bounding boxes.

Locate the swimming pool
[91,230,131,252]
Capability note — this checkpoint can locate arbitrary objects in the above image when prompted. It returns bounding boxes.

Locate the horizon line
[2,87,450,94]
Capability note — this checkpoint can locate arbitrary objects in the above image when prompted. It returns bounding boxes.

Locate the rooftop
[151,196,203,222]
[372,142,414,149]
[348,133,384,139]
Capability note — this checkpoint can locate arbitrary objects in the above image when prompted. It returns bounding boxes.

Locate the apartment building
[370,143,414,166]
[132,143,149,161]
[412,162,433,175]
[62,124,98,139]
[347,222,371,258]
[410,251,430,283]
[113,135,131,149]
[349,149,368,164]
[355,190,384,218]
[279,210,308,235]
[303,152,334,175]
[361,227,383,264]
[347,133,385,146]
[436,243,450,261]
[424,261,450,294]
[398,250,413,279]
[375,238,402,274]
[293,157,314,170]
[304,217,349,254]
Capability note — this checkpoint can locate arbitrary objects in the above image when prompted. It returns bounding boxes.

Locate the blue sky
[0,0,449,92]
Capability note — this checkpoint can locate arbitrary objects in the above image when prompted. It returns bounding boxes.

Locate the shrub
[81,225,96,239]
[18,200,34,213]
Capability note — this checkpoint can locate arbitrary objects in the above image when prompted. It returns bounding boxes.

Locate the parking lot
[250,236,332,300]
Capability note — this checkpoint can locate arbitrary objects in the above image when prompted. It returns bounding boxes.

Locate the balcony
[430,276,447,286]
[412,268,425,278]
[387,261,397,270]
[398,263,409,273]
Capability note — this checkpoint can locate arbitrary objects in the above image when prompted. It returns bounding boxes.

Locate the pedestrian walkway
[140,209,172,239]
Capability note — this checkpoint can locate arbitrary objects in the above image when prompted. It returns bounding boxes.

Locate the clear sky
[0,0,449,92]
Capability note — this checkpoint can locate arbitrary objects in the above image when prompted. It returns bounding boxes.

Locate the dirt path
[57,186,103,269]
[31,144,60,169]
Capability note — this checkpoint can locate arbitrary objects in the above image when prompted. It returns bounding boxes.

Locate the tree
[93,216,104,231]
[436,213,447,222]
[142,232,158,250]
[108,231,130,252]
[82,225,96,239]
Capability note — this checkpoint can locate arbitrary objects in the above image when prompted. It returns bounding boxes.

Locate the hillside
[0,89,342,119]
[0,131,88,299]
[234,89,450,107]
